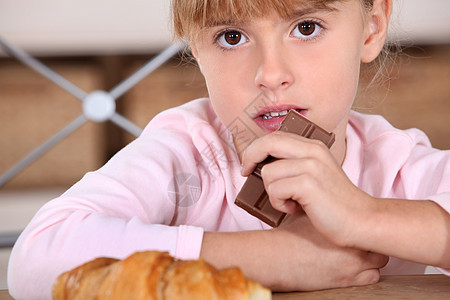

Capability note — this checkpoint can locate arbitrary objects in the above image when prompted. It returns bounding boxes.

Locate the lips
[254,105,307,132]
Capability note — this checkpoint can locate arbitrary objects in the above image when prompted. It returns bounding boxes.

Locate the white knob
[82,90,116,122]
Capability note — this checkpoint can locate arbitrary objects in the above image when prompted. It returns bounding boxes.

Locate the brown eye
[224,31,242,45]
[298,22,316,36]
[217,30,248,49]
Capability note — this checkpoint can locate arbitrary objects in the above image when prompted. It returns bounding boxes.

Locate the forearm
[201,230,289,290]
[8,206,195,300]
[200,215,387,292]
[350,198,450,268]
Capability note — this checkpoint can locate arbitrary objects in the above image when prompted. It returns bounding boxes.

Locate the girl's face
[191,0,386,159]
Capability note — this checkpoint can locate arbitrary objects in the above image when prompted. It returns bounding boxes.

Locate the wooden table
[272,275,450,299]
[1,275,449,299]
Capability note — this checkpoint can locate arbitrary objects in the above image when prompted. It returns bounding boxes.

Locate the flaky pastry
[52,251,271,300]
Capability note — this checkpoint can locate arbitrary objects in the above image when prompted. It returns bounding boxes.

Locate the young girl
[8,0,450,298]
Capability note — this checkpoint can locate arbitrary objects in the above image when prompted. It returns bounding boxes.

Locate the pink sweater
[8,98,450,299]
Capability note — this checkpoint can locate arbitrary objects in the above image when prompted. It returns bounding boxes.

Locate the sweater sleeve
[7,126,205,300]
[399,131,450,275]
[347,113,450,276]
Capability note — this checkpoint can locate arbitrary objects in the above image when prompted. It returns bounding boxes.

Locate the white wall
[0,0,173,55]
[0,0,449,56]
[388,0,450,44]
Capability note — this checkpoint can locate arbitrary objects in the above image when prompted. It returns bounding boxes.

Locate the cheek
[202,66,239,126]
[304,41,362,131]
[198,59,244,130]
[200,55,253,120]
[199,55,266,153]
[326,50,360,103]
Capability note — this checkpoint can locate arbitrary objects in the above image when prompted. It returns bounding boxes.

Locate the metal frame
[0,36,184,247]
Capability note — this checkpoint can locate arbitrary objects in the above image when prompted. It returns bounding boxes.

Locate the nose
[254,44,295,92]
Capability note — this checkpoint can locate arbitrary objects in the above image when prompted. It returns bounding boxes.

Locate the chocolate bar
[235,110,335,227]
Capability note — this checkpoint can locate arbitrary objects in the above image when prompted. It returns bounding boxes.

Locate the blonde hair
[171,0,374,42]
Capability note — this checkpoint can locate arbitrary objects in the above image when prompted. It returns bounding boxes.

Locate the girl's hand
[201,213,389,292]
[241,131,375,248]
[269,213,389,291]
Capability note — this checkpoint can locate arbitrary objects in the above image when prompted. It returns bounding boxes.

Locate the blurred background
[0,0,449,289]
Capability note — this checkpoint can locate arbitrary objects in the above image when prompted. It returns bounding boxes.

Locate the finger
[265,175,315,213]
[366,252,390,269]
[277,199,301,215]
[241,132,327,176]
[240,131,325,175]
[261,157,326,187]
[343,253,387,287]
[352,268,381,286]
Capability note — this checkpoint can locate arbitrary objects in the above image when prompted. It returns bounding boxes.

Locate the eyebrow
[207,3,339,28]
[287,5,339,20]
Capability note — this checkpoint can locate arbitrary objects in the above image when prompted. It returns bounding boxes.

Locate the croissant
[52,251,272,300]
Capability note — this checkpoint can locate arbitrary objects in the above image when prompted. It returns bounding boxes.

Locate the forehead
[200,0,345,26]
[173,0,357,41]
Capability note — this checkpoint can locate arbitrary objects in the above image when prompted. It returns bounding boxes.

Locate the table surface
[1,275,449,299]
